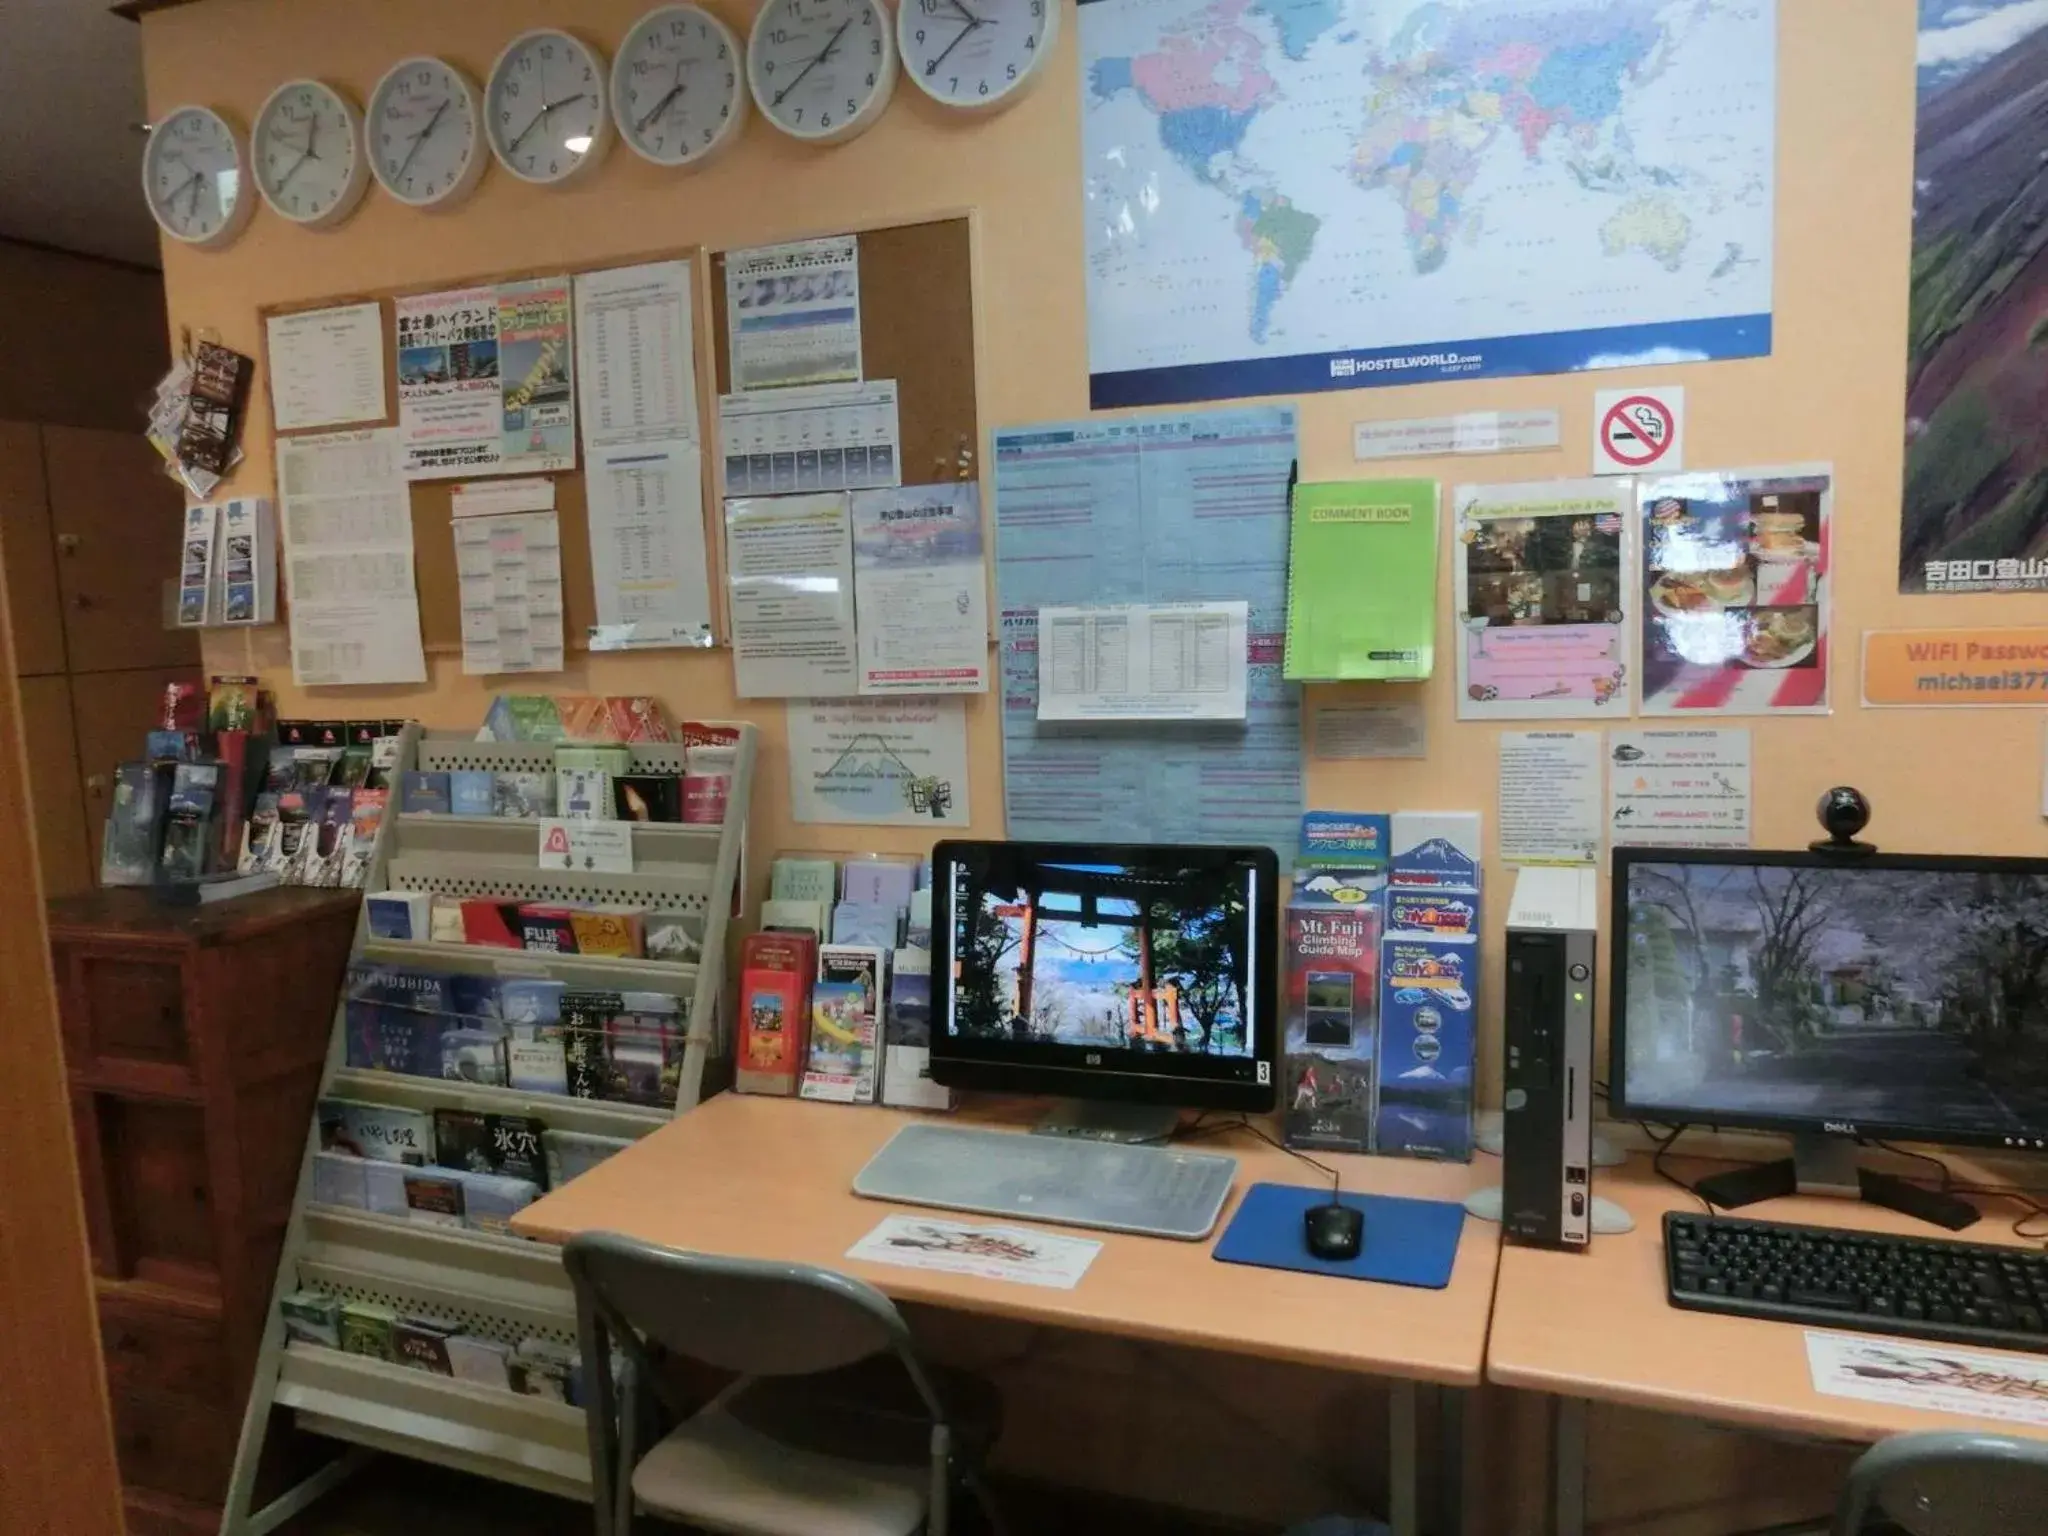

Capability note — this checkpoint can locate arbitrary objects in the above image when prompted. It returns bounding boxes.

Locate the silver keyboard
[851,1122,1238,1240]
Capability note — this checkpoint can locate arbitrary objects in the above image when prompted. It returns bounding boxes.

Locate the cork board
[710,217,980,489]
[259,214,979,657]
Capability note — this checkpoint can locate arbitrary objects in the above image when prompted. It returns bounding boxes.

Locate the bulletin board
[258,214,980,659]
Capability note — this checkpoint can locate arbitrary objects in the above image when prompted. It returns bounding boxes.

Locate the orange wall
[140,0,2048,1094]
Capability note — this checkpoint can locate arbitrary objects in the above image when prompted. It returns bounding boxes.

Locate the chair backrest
[563,1229,914,1379]
[1836,1430,2048,1536]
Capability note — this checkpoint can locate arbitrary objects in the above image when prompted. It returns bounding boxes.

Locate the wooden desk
[515,1093,1504,1535]
[1488,1155,2048,1535]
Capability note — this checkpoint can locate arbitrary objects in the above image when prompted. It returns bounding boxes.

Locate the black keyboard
[1665,1211,2048,1354]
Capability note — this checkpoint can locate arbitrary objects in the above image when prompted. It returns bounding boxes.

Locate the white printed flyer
[850,482,989,694]
[847,1215,1102,1290]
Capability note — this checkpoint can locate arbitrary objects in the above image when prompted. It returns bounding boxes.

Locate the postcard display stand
[219,724,758,1532]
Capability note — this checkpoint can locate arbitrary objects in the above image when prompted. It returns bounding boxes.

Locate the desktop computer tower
[1502,868,1599,1250]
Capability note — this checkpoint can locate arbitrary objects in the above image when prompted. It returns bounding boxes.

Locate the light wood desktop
[514,1092,1504,1535]
[1488,1154,2048,1535]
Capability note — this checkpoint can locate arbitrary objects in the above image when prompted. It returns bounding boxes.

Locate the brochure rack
[219,725,757,1532]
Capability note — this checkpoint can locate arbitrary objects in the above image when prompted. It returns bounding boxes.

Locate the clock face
[747,0,897,144]
[253,79,368,227]
[898,0,1057,111]
[486,28,612,184]
[367,56,487,209]
[142,106,252,248]
[613,5,748,167]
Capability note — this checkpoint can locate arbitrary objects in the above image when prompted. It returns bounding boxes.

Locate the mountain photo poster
[1902,2,2048,594]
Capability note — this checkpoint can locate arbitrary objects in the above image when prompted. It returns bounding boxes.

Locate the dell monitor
[1612,847,2048,1211]
[930,839,1280,1140]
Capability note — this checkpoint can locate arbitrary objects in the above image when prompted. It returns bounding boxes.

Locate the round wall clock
[486,28,613,185]
[142,105,255,249]
[613,5,749,167]
[897,0,1058,113]
[747,0,897,144]
[366,55,488,210]
[252,78,370,228]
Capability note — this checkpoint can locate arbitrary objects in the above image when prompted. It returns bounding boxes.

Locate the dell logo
[1823,1120,1858,1136]
[1085,1053,1102,1066]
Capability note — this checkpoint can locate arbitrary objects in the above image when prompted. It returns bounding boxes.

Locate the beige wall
[137,0,2015,1524]
[0,240,167,431]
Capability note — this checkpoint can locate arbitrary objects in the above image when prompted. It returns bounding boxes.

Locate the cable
[1645,1121,1716,1214]
[1869,1138,1954,1193]
[1177,1114,1342,1199]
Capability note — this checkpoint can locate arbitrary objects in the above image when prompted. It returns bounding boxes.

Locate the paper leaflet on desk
[1805,1331,2048,1429]
[846,1214,1101,1290]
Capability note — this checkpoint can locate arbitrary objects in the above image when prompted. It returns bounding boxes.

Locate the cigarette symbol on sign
[1600,395,1675,468]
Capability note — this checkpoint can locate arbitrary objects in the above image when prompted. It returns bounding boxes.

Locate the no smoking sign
[1591,385,1685,475]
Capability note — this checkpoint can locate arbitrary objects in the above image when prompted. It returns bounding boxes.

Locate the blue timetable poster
[992,406,1302,861]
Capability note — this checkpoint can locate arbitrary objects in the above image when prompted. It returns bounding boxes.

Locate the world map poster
[1079,0,1778,409]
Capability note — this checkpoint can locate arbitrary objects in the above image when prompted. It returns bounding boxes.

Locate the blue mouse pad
[1211,1182,1466,1289]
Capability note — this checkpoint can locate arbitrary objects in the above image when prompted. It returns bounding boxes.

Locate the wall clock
[366,55,488,210]
[613,5,749,167]
[898,0,1058,113]
[747,0,897,144]
[252,79,370,228]
[142,105,255,249]
[486,28,613,185]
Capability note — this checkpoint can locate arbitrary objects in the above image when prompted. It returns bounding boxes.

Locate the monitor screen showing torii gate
[942,835,1277,1064]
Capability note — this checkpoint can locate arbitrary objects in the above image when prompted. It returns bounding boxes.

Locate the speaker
[1501,868,1599,1250]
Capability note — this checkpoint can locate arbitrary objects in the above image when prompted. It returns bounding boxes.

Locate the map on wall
[1080,0,1778,409]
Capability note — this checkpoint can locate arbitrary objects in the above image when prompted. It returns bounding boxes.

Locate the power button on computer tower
[1568,963,1589,982]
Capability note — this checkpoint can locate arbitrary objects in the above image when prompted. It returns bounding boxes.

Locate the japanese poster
[1453,478,1632,720]
[395,278,575,480]
[1899,3,2048,594]
[1638,465,1831,715]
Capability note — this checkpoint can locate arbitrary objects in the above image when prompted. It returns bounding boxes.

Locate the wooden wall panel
[17,673,91,898]
[43,425,198,675]
[0,420,67,677]
[0,240,167,434]
[0,550,123,1536]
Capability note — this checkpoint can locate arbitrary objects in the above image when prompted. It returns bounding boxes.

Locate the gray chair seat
[633,1389,928,1536]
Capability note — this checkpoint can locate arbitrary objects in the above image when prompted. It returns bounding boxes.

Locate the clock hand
[637,84,685,133]
[949,0,987,23]
[187,170,205,219]
[773,19,852,107]
[164,169,202,212]
[274,147,314,192]
[507,99,555,154]
[392,99,450,184]
[925,16,982,72]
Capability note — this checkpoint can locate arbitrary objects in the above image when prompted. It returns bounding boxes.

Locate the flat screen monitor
[1612,848,2048,1150]
[930,840,1279,1112]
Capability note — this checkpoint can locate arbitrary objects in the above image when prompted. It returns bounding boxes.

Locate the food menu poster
[1638,464,1831,716]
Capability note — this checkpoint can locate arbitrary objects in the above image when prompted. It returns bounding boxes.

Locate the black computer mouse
[1305,1201,1364,1262]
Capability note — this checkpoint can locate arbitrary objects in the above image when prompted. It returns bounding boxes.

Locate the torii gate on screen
[1006,864,1189,1046]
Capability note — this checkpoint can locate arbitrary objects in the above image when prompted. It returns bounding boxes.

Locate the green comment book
[1282,479,1439,682]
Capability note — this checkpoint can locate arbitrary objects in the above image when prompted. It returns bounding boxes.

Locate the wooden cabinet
[46,886,363,1531]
